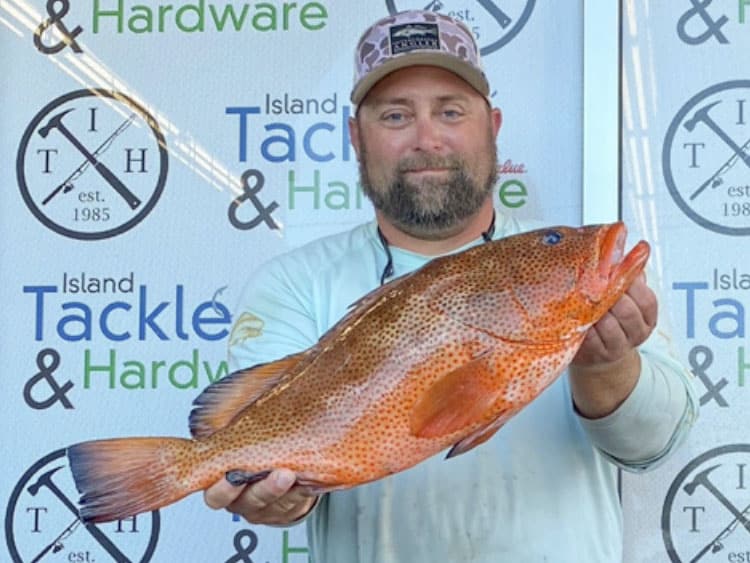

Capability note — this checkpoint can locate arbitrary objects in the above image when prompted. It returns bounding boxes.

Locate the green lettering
[151,360,166,388]
[300,2,327,30]
[158,4,174,32]
[741,0,750,24]
[739,346,749,387]
[282,2,297,30]
[498,179,527,209]
[288,170,320,209]
[176,0,205,32]
[253,2,277,31]
[282,530,310,563]
[84,349,116,389]
[209,3,250,31]
[121,360,147,389]
[324,181,351,210]
[204,360,229,383]
[128,5,154,33]
[169,349,199,389]
[355,182,364,208]
[93,0,124,33]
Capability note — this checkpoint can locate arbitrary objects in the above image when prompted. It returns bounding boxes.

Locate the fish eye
[542,230,563,245]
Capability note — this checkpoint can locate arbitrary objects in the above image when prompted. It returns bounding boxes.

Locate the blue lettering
[226,106,261,162]
[58,302,92,341]
[23,285,57,341]
[709,298,745,339]
[673,281,709,338]
[193,301,232,340]
[341,104,352,162]
[175,285,188,340]
[138,286,169,340]
[262,123,295,162]
[100,301,131,341]
[303,122,335,162]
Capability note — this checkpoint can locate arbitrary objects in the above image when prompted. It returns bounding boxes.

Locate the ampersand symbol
[228,169,280,231]
[23,348,74,410]
[33,0,83,54]
[688,344,729,407]
[676,0,729,45]
[224,529,258,563]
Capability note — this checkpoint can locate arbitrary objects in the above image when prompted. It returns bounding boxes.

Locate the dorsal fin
[189,353,305,438]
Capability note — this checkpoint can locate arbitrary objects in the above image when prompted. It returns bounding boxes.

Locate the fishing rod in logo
[41,112,137,206]
[17,89,168,240]
[662,80,750,236]
[5,450,160,562]
[663,444,750,562]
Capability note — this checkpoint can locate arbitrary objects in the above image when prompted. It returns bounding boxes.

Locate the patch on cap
[389,23,440,55]
[350,10,490,105]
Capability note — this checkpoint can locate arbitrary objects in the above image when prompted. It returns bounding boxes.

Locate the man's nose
[413,116,444,152]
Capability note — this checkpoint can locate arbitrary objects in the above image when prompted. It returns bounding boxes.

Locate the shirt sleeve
[576,325,699,472]
[227,257,319,372]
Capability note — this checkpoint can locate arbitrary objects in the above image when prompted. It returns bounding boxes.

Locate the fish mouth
[599,222,650,290]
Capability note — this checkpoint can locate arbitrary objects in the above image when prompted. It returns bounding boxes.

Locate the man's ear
[349,116,361,161]
[491,107,502,139]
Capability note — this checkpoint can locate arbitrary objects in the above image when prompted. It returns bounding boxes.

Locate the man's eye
[442,109,464,120]
[382,112,405,122]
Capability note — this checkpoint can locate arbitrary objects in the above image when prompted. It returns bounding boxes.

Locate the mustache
[396,154,462,173]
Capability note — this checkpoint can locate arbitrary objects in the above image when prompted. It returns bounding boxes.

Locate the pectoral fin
[410,351,503,439]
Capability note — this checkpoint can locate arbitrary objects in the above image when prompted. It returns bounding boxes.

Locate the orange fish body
[68,222,649,523]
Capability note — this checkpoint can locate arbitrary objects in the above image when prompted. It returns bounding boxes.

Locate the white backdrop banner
[0,1,587,561]
[620,1,750,562]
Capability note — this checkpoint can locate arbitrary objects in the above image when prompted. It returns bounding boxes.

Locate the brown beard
[358,145,498,239]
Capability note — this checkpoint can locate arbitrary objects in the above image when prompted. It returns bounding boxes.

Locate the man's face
[352,66,501,240]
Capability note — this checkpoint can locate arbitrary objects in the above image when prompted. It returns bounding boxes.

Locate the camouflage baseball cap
[351,10,489,105]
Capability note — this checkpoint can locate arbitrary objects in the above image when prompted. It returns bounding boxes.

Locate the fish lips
[598,222,650,299]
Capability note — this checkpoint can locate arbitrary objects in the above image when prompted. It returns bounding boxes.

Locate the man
[205,10,698,562]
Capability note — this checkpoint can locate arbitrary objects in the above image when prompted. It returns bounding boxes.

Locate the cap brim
[350,52,490,105]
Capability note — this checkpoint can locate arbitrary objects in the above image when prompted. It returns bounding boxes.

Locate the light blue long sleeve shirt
[227,215,698,563]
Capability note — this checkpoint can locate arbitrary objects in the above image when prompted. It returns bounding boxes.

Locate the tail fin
[68,437,196,523]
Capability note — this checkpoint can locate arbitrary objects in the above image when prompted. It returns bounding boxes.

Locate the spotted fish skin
[68,222,649,523]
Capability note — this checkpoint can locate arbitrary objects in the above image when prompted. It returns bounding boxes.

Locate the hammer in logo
[38,108,142,210]
[684,101,750,168]
[28,465,130,561]
[683,464,750,534]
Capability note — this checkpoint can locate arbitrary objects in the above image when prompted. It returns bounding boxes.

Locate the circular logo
[662,444,750,562]
[663,80,750,236]
[17,89,168,240]
[5,449,160,562]
[386,0,536,55]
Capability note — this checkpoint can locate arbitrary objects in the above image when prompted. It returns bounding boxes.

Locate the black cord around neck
[377,211,496,286]
[377,226,395,286]
[481,211,496,242]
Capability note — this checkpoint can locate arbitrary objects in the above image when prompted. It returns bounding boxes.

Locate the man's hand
[204,469,318,526]
[569,274,657,419]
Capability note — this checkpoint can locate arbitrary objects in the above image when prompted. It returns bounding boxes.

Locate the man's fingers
[231,469,297,511]
[203,478,245,510]
[625,276,658,329]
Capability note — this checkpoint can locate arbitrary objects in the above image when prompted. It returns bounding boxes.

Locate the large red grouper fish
[68,222,649,523]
